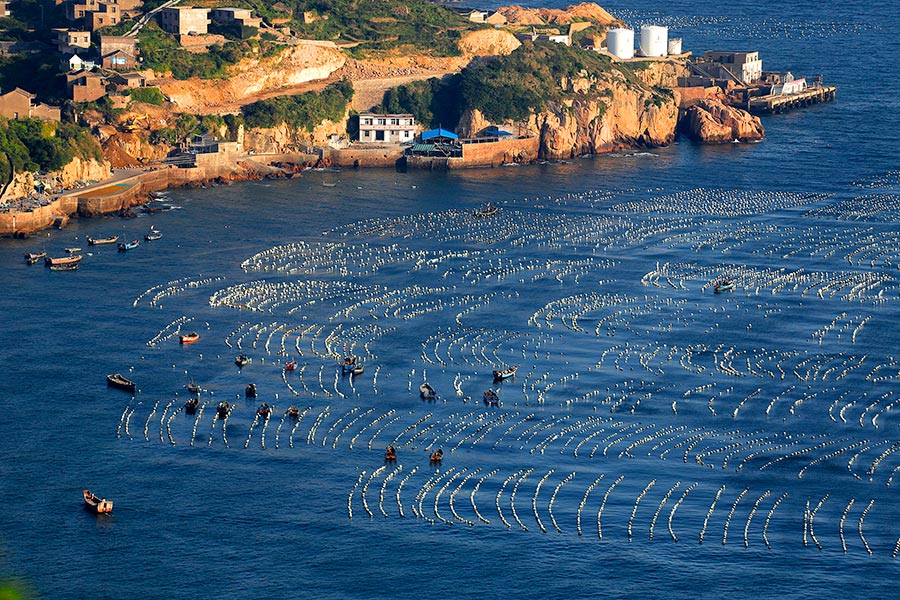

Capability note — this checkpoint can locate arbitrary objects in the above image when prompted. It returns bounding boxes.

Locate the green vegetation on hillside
[379,41,616,128]
[241,79,353,130]
[0,117,103,182]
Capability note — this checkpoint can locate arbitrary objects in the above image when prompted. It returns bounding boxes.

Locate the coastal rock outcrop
[495,2,621,27]
[456,73,679,160]
[0,157,112,202]
[681,99,765,143]
[458,29,521,57]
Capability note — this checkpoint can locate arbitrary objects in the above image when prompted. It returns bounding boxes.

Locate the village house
[0,0,9,17]
[158,6,210,36]
[0,88,62,121]
[357,113,417,144]
[465,9,486,23]
[100,34,138,69]
[66,71,106,102]
[210,7,262,29]
[52,28,92,54]
[516,27,571,46]
[269,2,292,24]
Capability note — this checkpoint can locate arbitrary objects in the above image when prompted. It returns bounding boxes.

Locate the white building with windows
[357,113,416,144]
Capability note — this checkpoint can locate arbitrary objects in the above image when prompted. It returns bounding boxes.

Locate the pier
[748,85,836,114]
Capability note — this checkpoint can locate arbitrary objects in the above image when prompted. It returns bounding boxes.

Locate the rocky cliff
[457,70,679,160]
[0,156,112,202]
[681,99,765,143]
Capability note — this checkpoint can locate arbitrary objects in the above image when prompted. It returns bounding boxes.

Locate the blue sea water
[3,1,900,598]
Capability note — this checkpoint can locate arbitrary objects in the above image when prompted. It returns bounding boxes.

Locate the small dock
[748,85,836,114]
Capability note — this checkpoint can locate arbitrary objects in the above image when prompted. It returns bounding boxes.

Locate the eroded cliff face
[681,99,765,143]
[457,72,678,160]
[240,117,349,154]
[0,157,112,202]
[157,41,347,113]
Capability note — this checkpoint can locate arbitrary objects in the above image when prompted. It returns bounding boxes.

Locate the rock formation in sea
[681,99,765,143]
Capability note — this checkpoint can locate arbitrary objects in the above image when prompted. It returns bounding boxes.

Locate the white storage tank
[606,28,634,60]
[639,24,668,57]
[667,37,682,55]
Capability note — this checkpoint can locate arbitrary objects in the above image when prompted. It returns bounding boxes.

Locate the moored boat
[420,383,436,400]
[87,235,119,246]
[473,202,499,218]
[235,354,250,367]
[288,406,300,419]
[44,254,83,267]
[179,331,200,344]
[117,239,139,252]
[257,402,271,419]
[245,383,257,398]
[107,373,136,393]
[350,363,364,376]
[184,397,199,414]
[284,359,297,371]
[385,445,397,461]
[483,389,500,405]
[65,247,81,254]
[144,231,162,241]
[429,449,444,462]
[24,251,46,265]
[216,401,230,419]
[49,262,79,271]
[187,381,200,394]
[83,490,113,514]
[492,365,518,382]
[341,354,358,374]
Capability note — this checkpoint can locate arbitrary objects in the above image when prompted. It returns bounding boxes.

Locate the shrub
[128,87,165,106]
[242,79,353,130]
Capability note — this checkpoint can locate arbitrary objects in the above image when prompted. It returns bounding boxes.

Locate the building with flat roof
[357,114,416,144]
[0,88,62,121]
[158,6,210,35]
[702,51,762,84]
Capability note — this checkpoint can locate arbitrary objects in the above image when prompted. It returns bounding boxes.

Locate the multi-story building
[357,114,417,144]
[0,88,62,121]
[158,6,210,35]
[702,51,763,85]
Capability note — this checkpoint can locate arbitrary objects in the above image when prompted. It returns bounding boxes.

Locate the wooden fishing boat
[44,254,83,267]
[284,359,297,371]
[288,406,300,419]
[245,383,257,398]
[483,389,500,406]
[187,381,200,394]
[473,202,499,218]
[341,354,358,374]
[144,231,162,241]
[87,235,119,245]
[179,331,200,344]
[24,251,46,265]
[350,363,364,376]
[257,403,271,419]
[117,239,139,252]
[83,490,113,514]
[235,354,250,367]
[216,401,230,419]
[106,373,136,393]
[49,262,79,271]
[65,247,82,254]
[714,279,735,294]
[184,397,199,414]
[492,365,518,382]
[385,445,397,461]
[420,383,436,400]
[429,449,444,462]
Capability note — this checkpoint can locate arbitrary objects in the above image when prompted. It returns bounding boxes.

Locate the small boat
[65,247,82,254]
[473,202,499,218]
[117,240,139,252]
[49,262,79,271]
[492,365,518,382]
[714,279,735,293]
[235,354,250,367]
[483,389,500,405]
[144,231,162,241]
[420,383,436,400]
[257,402,271,419]
[187,381,200,394]
[87,235,119,246]
[245,383,257,398]
[44,254,83,267]
[429,449,444,462]
[284,359,297,371]
[385,445,397,461]
[83,490,113,514]
[216,401,230,419]
[350,363,364,376]
[107,373,136,393]
[179,331,200,344]
[341,354,358,374]
[184,397,199,414]
[24,251,46,265]
[288,406,300,419]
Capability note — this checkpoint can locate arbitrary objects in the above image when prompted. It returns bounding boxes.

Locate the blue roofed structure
[421,128,458,141]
